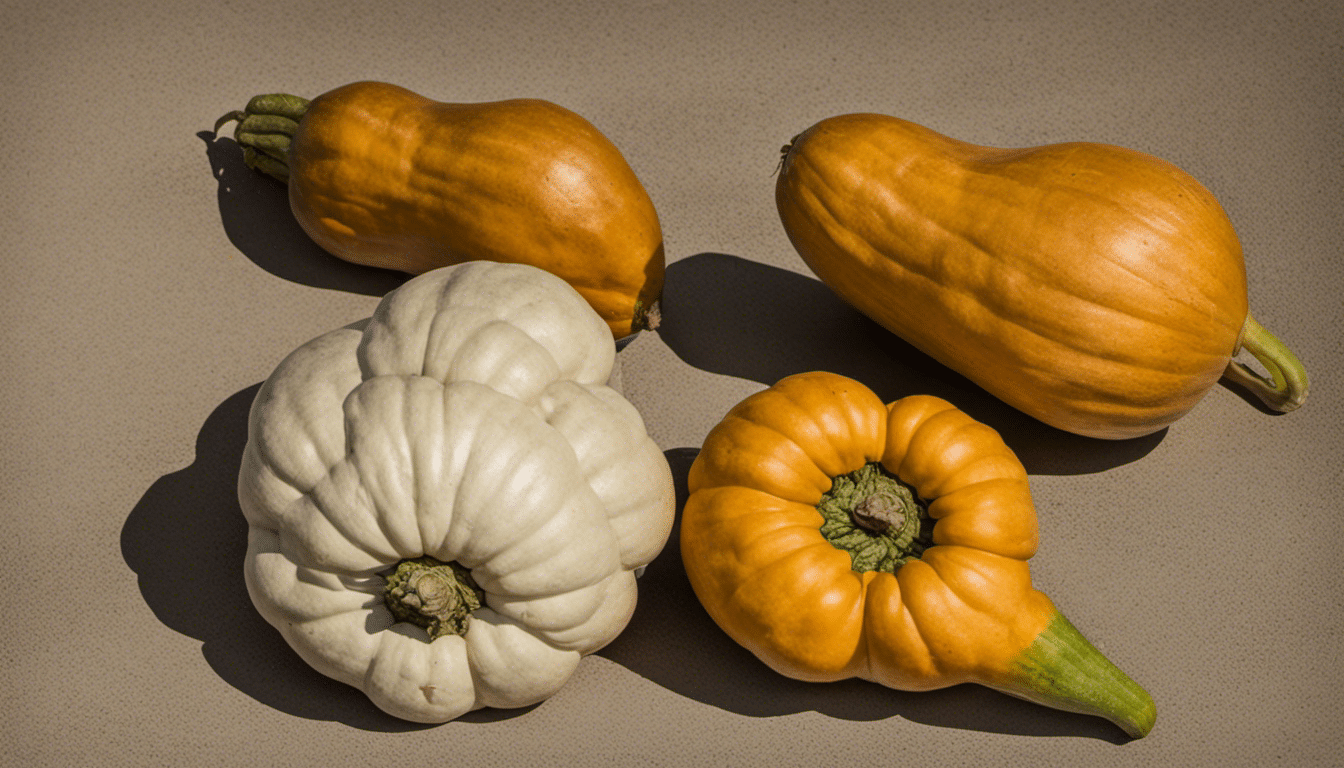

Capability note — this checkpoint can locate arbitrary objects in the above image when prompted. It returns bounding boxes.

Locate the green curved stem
[213,93,312,183]
[1222,313,1309,413]
[997,612,1157,739]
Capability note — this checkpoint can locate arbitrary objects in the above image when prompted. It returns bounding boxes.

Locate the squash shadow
[118,386,1127,740]
[598,447,1133,743]
[198,130,408,297]
[118,383,535,730]
[654,252,1166,475]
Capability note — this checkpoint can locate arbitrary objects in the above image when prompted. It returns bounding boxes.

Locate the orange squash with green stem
[215,81,664,339]
[681,371,1156,738]
[775,113,1307,439]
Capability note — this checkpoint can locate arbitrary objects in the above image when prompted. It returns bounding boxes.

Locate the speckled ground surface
[4,1,1341,765]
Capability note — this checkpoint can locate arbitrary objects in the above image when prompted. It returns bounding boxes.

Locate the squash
[681,371,1156,738]
[236,260,676,722]
[775,113,1307,439]
[216,81,665,339]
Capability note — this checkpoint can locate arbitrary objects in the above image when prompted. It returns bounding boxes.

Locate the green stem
[1222,313,1309,413]
[213,93,312,183]
[383,556,484,640]
[818,463,932,573]
[998,612,1157,739]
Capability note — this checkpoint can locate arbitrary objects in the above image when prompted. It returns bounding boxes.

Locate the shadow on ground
[120,399,1129,740]
[119,384,533,730]
[598,447,1134,743]
[160,147,1146,738]
[199,131,407,297]
[655,252,1167,475]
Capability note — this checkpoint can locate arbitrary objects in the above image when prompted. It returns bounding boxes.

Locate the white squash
[237,260,675,722]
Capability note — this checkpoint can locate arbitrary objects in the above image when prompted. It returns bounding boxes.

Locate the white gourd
[237,260,675,722]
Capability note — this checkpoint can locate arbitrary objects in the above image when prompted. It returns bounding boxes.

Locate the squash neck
[1000,612,1157,739]
[213,93,312,183]
[817,463,932,572]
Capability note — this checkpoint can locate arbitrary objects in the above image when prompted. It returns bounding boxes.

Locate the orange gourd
[681,371,1155,738]
[776,113,1307,439]
[216,81,664,339]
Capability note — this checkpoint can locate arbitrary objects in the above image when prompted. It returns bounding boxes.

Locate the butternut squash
[216,81,664,339]
[775,113,1307,439]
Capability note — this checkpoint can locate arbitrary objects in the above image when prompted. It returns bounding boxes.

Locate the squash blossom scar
[383,556,485,640]
[817,462,932,573]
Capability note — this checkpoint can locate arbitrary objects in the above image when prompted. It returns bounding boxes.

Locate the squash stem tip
[632,299,661,333]
[213,109,247,134]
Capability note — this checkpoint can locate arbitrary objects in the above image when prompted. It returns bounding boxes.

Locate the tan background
[3,0,1341,764]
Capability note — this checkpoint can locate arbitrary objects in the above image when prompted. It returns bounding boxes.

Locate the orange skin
[288,81,665,339]
[681,371,1056,691]
[776,114,1250,439]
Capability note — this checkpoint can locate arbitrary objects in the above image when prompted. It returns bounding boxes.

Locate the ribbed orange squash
[217,81,664,339]
[775,113,1307,439]
[681,371,1155,738]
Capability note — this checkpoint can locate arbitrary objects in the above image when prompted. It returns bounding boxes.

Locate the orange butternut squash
[776,113,1307,439]
[681,371,1156,738]
[216,81,664,339]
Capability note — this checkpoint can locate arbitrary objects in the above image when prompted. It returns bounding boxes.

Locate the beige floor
[4,0,1341,765]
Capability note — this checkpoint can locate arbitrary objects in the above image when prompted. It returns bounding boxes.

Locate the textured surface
[3,0,1341,764]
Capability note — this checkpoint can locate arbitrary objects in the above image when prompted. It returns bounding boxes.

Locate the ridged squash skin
[776,113,1252,439]
[262,81,665,339]
[237,261,676,723]
[680,371,1156,738]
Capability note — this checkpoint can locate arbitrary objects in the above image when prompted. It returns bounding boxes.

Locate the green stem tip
[1223,312,1309,413]
[999,612,1157,739]
[213,92,312,183]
